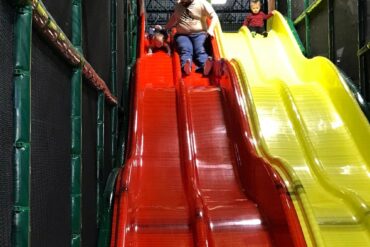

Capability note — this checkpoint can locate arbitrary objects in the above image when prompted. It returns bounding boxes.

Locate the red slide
[110,6,306,247]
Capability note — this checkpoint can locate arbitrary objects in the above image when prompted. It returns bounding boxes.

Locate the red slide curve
[110,5,306,247]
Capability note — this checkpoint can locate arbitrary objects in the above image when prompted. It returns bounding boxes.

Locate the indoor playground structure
[1,0,370,247]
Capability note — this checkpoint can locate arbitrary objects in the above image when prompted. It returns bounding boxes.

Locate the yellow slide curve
[216,11,370,247]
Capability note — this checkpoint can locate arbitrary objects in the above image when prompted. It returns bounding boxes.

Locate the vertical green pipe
[327,0,335,62]
[118,0,138,166]
[97,92,105,224]
[287,0,292,19]
[71,0,82,246]
[97,168,120,247]
[111,0,118,167]
[117,66,132,166]
[304,0,311,56]
[12,4,32,247]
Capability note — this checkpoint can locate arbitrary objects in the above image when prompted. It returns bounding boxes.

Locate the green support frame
[111,0,118,168]
[12,3,32,247]
[117,0,138,166]
[97,168,120,246]
[277,0,369,103]
[292,0,325,57]
[10,0,122,246]
[283,0,326,58]
[71,0,83,246]
[97,92,105,225]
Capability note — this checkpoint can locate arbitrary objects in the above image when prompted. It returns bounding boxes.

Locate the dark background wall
[0,0,369,246]
[0,0,126,246]
[278,0,370,101]
[31,31,72,247]
[0,1,14,247]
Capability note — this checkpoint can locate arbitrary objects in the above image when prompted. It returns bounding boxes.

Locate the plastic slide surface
[109,9,306,247]
[217,10,370,247]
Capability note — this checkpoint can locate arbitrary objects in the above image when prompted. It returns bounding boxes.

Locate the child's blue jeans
[175,32,208,69]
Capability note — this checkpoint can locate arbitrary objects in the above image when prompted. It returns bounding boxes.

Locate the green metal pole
[117,66,132,166]
[97,92,105,224]
[120,0,139,165]
[304,0,311,57]
[111,0,118,167]
[71,0,82,246]
[97,168,120,247]
[287,0,292,19]
[327,0,335,62]
[12,4,32,247]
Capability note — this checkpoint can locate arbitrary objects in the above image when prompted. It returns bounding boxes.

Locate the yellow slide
[216,11,370,247]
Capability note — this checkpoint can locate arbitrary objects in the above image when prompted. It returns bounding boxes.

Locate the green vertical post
[110,0,118,167]
[287,0,292,19]
[120,0,138,166]
[327,0,335,62]
[97,168,120,247]
[12,3,32,247]
[97,92,105,224]
[304,0,311,56]
[71,0,82,246]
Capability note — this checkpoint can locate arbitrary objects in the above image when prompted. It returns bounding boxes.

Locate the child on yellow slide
[243,0,273,37]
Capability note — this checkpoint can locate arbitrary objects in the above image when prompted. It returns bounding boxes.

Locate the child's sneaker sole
[203,57,213,76]
[184,59,191,75]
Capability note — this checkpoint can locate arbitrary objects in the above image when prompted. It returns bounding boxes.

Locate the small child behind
[243,0,273,37]
[147,25,171,56]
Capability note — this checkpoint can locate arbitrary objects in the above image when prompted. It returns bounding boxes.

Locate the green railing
[116,0,139,166]
[276,0,369,104]
[12,2,32,246]
[9,0,121,246]
[71,0,83,246]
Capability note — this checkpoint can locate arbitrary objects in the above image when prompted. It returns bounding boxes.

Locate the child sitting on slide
[243,0,273,37]
[147,25,171,56]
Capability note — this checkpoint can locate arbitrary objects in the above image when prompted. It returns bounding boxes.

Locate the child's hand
[148,48,153,55]
[207,29,214,37]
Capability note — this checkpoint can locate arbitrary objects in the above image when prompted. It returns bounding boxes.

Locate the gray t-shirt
[167,0,217,34]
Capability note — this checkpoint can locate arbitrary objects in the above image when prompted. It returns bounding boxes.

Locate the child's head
[179,0,194,7]
[250,0,261,14]
[152,32,165,48]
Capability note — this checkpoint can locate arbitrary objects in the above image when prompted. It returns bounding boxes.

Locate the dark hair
[250,0,261,3]
[148,27,169,41]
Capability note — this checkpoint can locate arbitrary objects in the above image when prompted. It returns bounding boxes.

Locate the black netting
[81,82,98,247]
[334,1,359,84]
[276,0,287,16]
[367,2,370,41]
[309,1,329,58]
[31,32,72,247]
[291,1,305,20]
[295,21,306,52]
[42,0,72,38]
[365,52,370,101]
[83,0,110,83]
[0,2,14,247]
[144,0,253,32]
